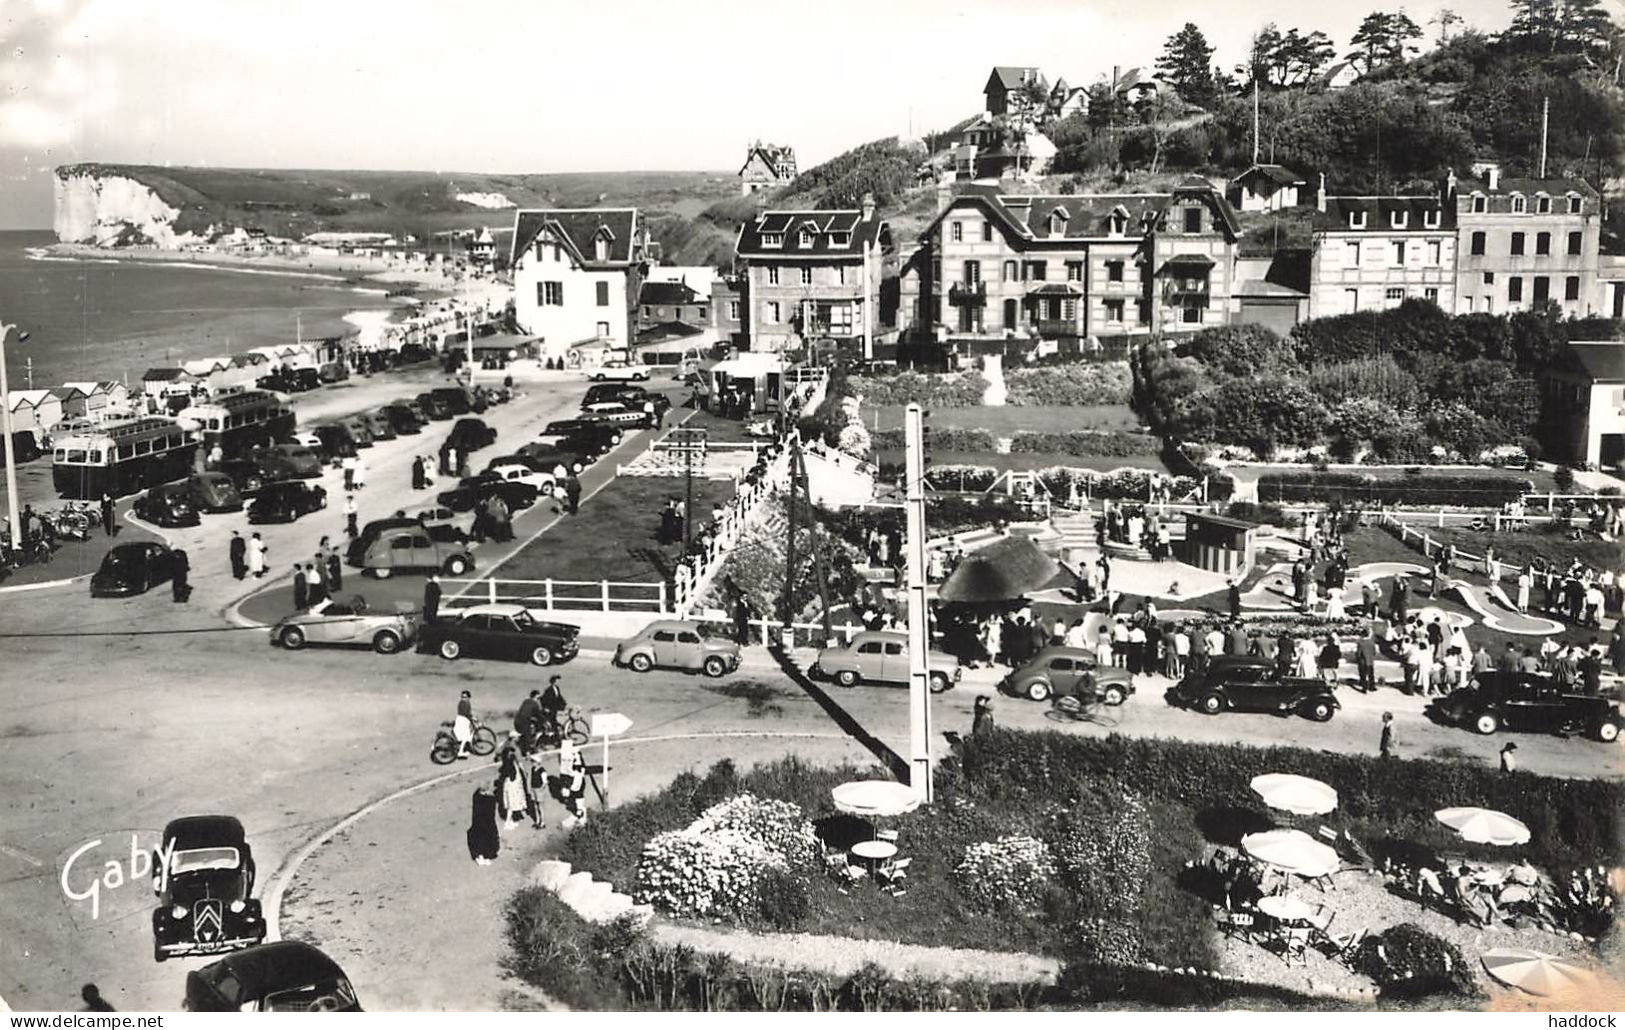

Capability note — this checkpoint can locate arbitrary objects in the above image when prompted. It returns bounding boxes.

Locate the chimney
[1317,172,1327,213]
[1444,168,1457,202]
[936,177,954,214]
[861,192,876,222]
[1488,165,1501,191]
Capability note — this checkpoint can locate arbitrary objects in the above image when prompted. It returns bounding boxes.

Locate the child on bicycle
[453,690,474,760]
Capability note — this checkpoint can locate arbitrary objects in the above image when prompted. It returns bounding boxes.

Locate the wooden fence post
[601,581,611,612]
[658,580,668,614]
[544,579,554,609]
[487,579,498,604]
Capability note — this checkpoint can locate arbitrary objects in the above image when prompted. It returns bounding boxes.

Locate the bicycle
[429,716,498,765]
[532,706,590,750]
[1046,688,1123,729]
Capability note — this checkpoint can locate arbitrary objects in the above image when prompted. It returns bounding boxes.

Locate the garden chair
[875,829,899,844]
[1279,926,1312,967]
[877,857,911,893]
[833,863,867,894]
[1216,910,1256,943]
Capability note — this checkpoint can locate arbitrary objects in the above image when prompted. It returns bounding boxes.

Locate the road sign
[590,713,633,738]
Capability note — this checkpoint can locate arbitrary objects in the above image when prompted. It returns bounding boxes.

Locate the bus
[185,389,296,460]
[52,418,199,499]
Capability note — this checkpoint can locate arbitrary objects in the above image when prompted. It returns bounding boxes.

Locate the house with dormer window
[732,194,894,356]
[509,208,648,361]
[1306,182,1455,319]
[1450,167,1600,317]
[739,142,797,195]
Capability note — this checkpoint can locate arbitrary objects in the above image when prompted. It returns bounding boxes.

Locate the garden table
[1257,894,1315,923]
[850,840,898,866]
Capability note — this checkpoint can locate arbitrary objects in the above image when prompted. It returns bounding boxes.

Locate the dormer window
[1108,209,1127,235]
[1390,209,1408,229]
[1510,193,1526,213]
[594,237,609,261]
[1568,193,1583,214]
[761,233,784,249]
[1348,210,1367,230]
[1536,193,1551,214]
[829,231,851,247]
[1424,209,1441,229]
[799,229,814,247]
[1471,193,1487,214]
[1048,208,1069,235]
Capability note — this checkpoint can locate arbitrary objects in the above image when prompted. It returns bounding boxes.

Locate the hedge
[850,371,987,408]
[1009,431,1162,458]
[1005,364,1133,406]
[871,427,995,452]
[1255,471,1532,507]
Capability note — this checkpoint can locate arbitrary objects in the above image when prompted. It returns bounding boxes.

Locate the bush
[953,835,1056,913]
[1008,431,1162,458]
[690,793,821,870]
[1351,923,1478,999]
[871,427,994,451]
[851,371,987,407]
[750,865,812,930]
[1004,363,1133,406]
[635,827,791,920]
[1256,470,1531,507]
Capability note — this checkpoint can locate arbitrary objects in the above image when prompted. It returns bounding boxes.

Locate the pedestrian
[466,785,500,865]
[248,532,267,577]
[972,695,995,737]
[565,473,582,515]
[293,565,309,609]
[733,594,752,645]
[515,690,542,752]
[1391,576,1409,624]
[80,985,115,1012]
[1380,712,1395,759]
[1227,578,1241,619]
[1356,630,1378,693]
[354,455,367,489]
[454,689,475,759]
[412,455,425,491]
[342,454,357,491]
[229,530,247,580]
[305,561,326,606]
[170,549,190,603]
[496,749,537,832]
[344,494,358,538]
[1499,742,1517,774]
[326,548,343,592]
[423,573,442,624]
[100,492,116,536]
[559,739,590,827]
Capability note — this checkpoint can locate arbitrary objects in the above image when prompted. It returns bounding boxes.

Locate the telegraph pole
[904,403,932,802]
[0,321,27,560]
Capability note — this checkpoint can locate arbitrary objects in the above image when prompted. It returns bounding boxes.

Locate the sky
[0,0,1529,229]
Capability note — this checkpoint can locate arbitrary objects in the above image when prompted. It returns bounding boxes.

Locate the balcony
[1033,318,1084,337]
[948,281,987,306]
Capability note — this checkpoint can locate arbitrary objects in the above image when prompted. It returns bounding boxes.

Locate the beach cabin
[49,386,90,421]
[141,368,201,403]
[62,381,128,421]
[6,390,66,435]
[182,357,235,394]
[1181,512,1258,576]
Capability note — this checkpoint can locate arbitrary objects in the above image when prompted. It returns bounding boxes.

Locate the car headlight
[229,900,246,914]
[171,904,186,919]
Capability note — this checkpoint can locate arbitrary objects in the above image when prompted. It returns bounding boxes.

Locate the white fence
[442,577,668,614]
[669,446,792,617]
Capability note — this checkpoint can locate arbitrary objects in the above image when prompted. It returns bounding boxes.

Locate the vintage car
[1169,655,1340,722]
[185,940,361,1012]
[436,475,538,514]
[151,816,265,962]
[448,417,497,452]
[184,472,244,513]
[419,602,580,666]
[272,596,420,654]
[341,416,375,448]
[1433,672,1623,741]
[309,424,358,461]
[216,459,278,496]
[267,443,324,479]
[381,403,423,435]
[1001,646,1136,704]
[615,619,741,677]
[582,382,646,407]
[429,386,475,416]
[247,481,328,524]
[406,504,477,540]
[362,410,397,442]
[580,401,657,428]
[589,360,651,383]
[356,526,475,578]
[133,483,202,528]
[91,542,179,598]
[544,419,624,448]
[480,461,557,496]
[3,430,42,466]
[813,631,961,693]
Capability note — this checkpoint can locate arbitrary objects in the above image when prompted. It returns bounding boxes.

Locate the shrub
[851,371,987,407]
[750,865,812,930]
[690,793,821,870]
[1350,923,1478,999]
[1255,470,1531,507]
[1004,363,1133,405]
[1008,431,1162,458]
[953,835,1056,913]
[1555,466,1576,492]
[871,427,994,451]
[635,827,790,919]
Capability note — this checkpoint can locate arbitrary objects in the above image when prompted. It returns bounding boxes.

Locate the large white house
[509,208,648,361]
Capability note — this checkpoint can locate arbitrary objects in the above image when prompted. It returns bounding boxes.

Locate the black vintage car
[1434,672,1623,742]
[133,483,202,528]
[91,542,178,598]
[1169,655,1340,722]
[3,430,41,466]
[582,383,671,413]
[544,419,624,449]
[185,941,361,1012]
[419,603,580,666]
[216,457,285,497]
[429,386,474,416]
[508,443,589,476]
[248,481,328,524]
[152,816,265,962]
[436,475,537,513]
[256,368,321,393]
[448,417,496,452]
[381,403,423,435]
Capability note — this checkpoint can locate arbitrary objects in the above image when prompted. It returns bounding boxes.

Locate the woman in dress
[1516,567,1532,613]
[495,750,534,831]
[466,785,500,865]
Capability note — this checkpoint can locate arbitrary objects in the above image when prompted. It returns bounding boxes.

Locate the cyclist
[453,690,474,760]
[538,675,566,744]
[514,689,543,753]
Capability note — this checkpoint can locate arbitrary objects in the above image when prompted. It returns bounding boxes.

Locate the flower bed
[850,371,988,408]
[1256,470,1532,508]
[921,464,1198,501]
[954,835,1056,912]
[1006,363,1132,406]
[1008,430,1163,458]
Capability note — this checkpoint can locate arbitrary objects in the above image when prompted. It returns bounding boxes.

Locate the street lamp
[0,321,31,558]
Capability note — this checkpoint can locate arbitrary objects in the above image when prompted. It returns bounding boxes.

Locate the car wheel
[1303,699,1334,722]
[836,670,860,688]
[1474,712,1500,734]
[445,555,469,576]
[154,943,166,964]
[1598,720,1620,743]
[1199,693,1224,715]
[373,567,393,580]
[372,630,401,655]
[540,482,555,496]
[929,672,952,694]
[279,626,306,650]
[636,372,649,381]
[628,652,654,673]
[529,646,553,667]
[439,639,462,660]
[1102,685,1126,706]
[1024,679,1051,702]
[318,494,328,509]
[592,373,605,382]
[704,655,728,678]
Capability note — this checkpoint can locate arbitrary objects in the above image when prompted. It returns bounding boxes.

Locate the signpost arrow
[588,713,633,808]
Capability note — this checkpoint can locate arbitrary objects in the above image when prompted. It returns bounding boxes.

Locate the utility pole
[1539,96,1550,179]
[904,403,932,803]
[1253,76,1261,165]
[24,357,32,391]
[0,321,28,561]
[781,436,801,631]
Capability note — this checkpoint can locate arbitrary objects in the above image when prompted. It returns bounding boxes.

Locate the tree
[1557,0,1617,53]
[1348,11,1423,71]
[1249,23,1285,85]
[1280,29,1337,84]
[1432,8,1463,43]
[1156,22,1218,105]
[1505,0,1560,45]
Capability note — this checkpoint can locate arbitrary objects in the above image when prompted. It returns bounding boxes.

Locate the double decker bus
[186,389,296,460]
[52,418,199,499]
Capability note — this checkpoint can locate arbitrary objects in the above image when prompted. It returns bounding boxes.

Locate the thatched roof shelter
[936,535,1062,604]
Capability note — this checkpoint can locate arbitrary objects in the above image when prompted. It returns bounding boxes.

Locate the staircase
[531,859,653,925]
[1050,511,1094,565]
[981,354,1007,407]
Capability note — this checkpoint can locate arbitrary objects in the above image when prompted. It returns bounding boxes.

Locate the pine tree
[1156,22,1218,106]
[1557,0,1616,52]
[1347,11,1423,71]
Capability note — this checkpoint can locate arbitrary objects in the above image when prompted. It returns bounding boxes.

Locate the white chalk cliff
[53,170,212,247]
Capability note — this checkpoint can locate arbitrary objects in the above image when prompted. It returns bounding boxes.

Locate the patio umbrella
[831,780,921,818]
[1250,773,1339,816]
[1241,829,1340,878]
[1435,807,1531,846]
[936,535,1063,605]
[1481,948,1595,997]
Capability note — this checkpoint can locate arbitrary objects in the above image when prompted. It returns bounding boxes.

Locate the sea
[0,230,390,391]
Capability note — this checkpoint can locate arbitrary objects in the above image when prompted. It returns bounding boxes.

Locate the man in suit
[171,549,190,603]
[423,574,442,624]
[1356,630,1379,693]
[292,565,308,610]
[100,493,116,536]
[229,531,247,580]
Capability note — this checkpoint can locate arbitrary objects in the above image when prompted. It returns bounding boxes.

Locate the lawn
[492,473,736,588]
[1381,521,1624,573]
[1229,464,1567,496]
[880,449,1175,477]
[865,404,1143,434]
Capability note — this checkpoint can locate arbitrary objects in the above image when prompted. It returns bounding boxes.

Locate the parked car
[357,525,475,578]
[398,342,434,364]
[615,620,740,677]
[420,603,580,666]
[406,504,476,540]
[267,443,323,478]
[1169,655,1340,722]
[544,419,624,447]
[415,392,453,421]
[363,411,397,442]
[404,397,432,424]
[481,460,557,496]
[582,383,669,413]
[185,941,361,1012]
[345,517,422,567]
[3,430,41,465]
[256,367,322,393]
[272,595,420,654]
[429,386,474,416]
[91,542,179,598]
[580,401,657,428]
[436,475,537,514]
[589,360,650,383]
[1001,646,1135,704]
[341,416,375,448]
[505,445,587,477]
[318,361,347,384]
[248,481,327,524]
[151,816,264,962]
[134,484,202,528]
[184,472,244,513]
[216,458,282,497]
[310,425,358,461]
[381,403,423,435]
[1433,672,1623,741]
[448,417,496,452]
[813,631,961,693]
